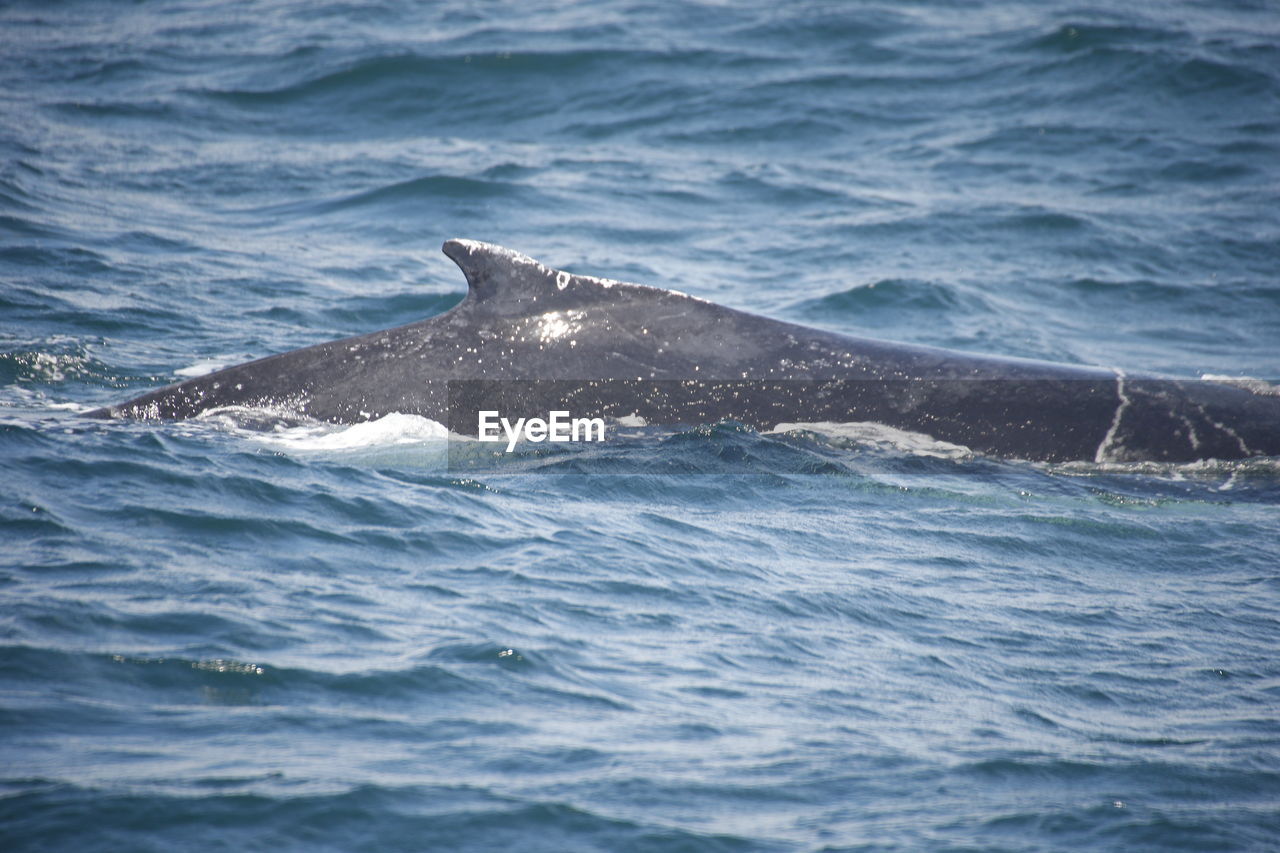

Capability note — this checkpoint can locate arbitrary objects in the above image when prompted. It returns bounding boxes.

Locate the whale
[85,239,1280,463]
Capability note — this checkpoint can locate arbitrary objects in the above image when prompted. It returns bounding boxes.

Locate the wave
[246,174,529,222]
[0,780,767,853]
[795,276,975,318]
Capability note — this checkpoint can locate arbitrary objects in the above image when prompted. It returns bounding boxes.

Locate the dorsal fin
[442,239,709,318]
[443,239,588,308]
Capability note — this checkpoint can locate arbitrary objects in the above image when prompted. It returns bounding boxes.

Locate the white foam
[1200,374,1280,396]
[768,420,973,459]
[175,359,231,378]
[257,412,450,452]
[1054,454,1280,481]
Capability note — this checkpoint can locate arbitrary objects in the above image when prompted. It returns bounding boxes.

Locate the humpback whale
[86,239,1280,463]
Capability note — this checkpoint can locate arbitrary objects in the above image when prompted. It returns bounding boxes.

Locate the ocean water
[3,1,1280,850]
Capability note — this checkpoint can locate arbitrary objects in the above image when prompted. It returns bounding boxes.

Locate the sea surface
[3,1,1280,850]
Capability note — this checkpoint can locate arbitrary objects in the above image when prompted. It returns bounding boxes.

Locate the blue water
[3,1,1280,850]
